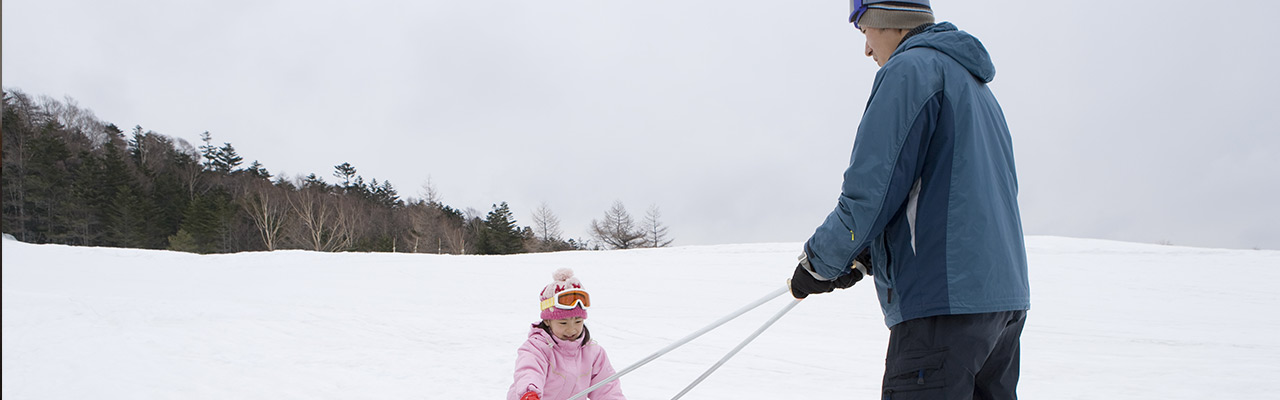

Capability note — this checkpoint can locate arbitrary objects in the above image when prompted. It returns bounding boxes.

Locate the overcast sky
[4,0,1279,250]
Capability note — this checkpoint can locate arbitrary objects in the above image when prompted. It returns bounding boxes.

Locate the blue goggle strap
[850,0,867,26]
[850,1,931,28]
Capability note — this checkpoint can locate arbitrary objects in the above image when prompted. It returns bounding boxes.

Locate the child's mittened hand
[520,391,540,400]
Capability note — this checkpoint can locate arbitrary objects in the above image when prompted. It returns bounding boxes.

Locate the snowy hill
[3,235,1278,399]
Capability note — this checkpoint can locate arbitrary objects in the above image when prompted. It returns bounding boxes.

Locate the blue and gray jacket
[805,22,1030,328]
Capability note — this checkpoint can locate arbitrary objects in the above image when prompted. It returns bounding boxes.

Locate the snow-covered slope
[3,235,1278,399]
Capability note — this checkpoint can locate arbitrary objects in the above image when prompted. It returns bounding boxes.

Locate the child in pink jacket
[507,269,626,400]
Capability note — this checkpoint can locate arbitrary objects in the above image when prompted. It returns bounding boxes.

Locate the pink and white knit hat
[540,268,589,321]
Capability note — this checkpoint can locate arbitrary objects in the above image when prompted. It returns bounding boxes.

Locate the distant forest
[1,89,672,254]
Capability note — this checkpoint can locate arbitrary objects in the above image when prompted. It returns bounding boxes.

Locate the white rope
[670,299,802,399]
[564,285,790,400]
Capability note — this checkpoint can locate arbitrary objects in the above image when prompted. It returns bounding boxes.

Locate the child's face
[546,317,585,341]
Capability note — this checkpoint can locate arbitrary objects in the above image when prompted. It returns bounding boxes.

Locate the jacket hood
[894,22,996,83]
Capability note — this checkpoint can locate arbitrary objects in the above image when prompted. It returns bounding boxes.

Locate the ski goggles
[850,0,870,27]
[540,289,591,311]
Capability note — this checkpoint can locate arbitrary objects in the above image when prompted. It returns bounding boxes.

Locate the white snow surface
[3,235,1278,399]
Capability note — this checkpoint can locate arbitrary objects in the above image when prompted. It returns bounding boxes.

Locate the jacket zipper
[883,232,895,304]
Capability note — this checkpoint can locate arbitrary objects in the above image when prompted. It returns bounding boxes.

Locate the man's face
[861,27,905,67]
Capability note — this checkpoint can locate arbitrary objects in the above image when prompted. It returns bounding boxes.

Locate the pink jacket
[507,324,626,400]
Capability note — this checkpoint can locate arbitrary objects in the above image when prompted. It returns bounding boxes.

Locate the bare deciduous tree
[287,186,330,251]
[404,200,446,253]
[43,94,107,147]
[330,194,362,252]
[535,202,565,247]
[239,180,290,251]
[287,180,355,252]
[641,204,673,248]
[590,200,645,250]
[400,179,469,254]
[172,138,207,201]
[421,177,442,205]
[444,220,468,254]
[457,207,485,254]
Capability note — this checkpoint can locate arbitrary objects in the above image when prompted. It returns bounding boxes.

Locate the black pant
[881,310,1027,400]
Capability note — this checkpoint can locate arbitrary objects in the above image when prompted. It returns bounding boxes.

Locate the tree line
[1,89,673,254]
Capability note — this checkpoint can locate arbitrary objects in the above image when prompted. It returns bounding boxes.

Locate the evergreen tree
[67,137,119,245]
[333,162,357,190]
[301,173,328,190]
[175,190,236,253]
[367,179,402,208]
[213,142,244,173]
[128,126,149,171]
[23,121,75,243]
[196,132,243,174]
[1,90,525,254]
[127,125,175,175]
[199,131,218,171]
[1,91,33,240]
[351,176,366,195]
[477,202,524,254]
[147,164,189,245]
[167,228,201,253]
[125,127,189,244]
[106,183,160,248]
[63,151,106,245]
[246,160,271,180]
[94,138,145,247]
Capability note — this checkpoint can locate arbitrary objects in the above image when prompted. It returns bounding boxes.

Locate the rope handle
[565,285,792,400]
[670,298,802,399]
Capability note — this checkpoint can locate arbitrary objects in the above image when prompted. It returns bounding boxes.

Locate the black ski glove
[789,259,864,299]
[854,247,872,276]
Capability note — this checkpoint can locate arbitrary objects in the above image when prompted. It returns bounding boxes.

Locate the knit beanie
[540,268,588,321]
[856,2,935,30]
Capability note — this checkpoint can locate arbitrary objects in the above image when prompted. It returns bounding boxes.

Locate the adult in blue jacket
[787,1,1031,398]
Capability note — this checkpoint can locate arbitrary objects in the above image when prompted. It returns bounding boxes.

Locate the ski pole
[669,298,802,399]
[565,285,790,400]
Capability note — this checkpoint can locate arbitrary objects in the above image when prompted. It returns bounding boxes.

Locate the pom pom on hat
[540,268,588,321]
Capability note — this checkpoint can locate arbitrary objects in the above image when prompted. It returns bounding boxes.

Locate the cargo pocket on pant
[882,347,948,400]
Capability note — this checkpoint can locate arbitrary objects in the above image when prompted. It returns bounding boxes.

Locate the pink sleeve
[587,345,627,400]
[507,339,548,400]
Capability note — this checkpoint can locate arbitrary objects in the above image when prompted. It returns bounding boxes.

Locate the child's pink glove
[520,391,540,400]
